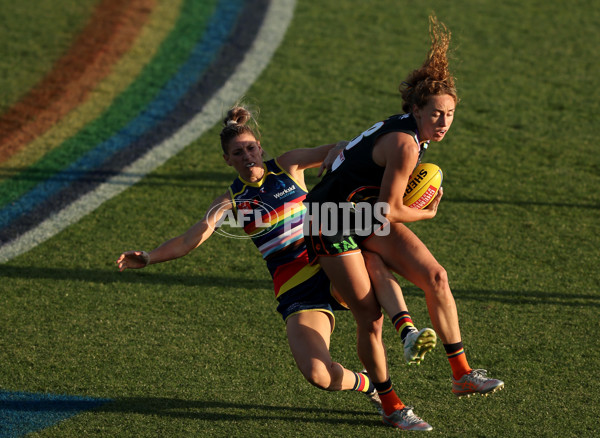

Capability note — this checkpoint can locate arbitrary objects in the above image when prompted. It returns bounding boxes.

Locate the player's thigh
[363,222,442,290]
[318,253,380,319]
[286,311,334,370]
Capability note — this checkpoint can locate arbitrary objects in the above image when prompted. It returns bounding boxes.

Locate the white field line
[0,0,296,263]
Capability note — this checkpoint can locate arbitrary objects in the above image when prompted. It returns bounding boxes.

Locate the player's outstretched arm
[277,141,347,175]
[116,192,233,271]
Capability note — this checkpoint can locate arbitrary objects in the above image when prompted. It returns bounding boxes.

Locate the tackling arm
[276,141,348,177]
[116,191,233,271]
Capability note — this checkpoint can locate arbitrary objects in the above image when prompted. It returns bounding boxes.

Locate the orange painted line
[0,0,154,163]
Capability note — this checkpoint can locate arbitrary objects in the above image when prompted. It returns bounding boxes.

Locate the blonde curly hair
[400,15,458,113]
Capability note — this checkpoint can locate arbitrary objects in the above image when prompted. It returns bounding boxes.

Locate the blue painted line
[0,0,242,230]
[0,390,110,438]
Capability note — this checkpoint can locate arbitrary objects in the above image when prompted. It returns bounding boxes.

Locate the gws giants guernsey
[228,159,321,299]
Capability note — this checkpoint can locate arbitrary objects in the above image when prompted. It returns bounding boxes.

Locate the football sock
[351,371,375,394]
[373,378,405,415]
[444,341,472,380]
[391,311,417,342]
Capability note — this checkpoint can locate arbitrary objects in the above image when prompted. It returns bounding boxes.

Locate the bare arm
[116,191,233,271]
[276,141,348,182]
[375,132,441,223]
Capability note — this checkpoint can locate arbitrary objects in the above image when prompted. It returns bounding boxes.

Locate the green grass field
[1,0,599,436]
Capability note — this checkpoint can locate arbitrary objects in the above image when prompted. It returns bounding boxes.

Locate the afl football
[403,163,443,209]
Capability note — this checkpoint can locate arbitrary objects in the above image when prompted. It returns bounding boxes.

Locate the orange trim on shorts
[358,222,387,246]
[318,228,331,255]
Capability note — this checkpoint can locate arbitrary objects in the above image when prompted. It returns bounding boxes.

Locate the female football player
[117,104,435,431]
[303,15,504,428]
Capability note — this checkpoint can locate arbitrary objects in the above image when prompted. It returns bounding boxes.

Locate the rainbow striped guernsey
[228,159,321,298]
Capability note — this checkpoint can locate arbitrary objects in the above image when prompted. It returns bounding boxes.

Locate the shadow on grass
[0,167,232,189]
[402,285,600,307]
[452,288,600,307]
[2,265,597,307]
[0,395,379,428]
[97,397,378,426]
[3,166,596,209]
[0,265,272,290]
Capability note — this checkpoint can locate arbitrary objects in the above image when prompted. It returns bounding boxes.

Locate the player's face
[413,94,456,142]
[224,133,264,181]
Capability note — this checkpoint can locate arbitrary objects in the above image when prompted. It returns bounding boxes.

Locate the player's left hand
[425,187,443,216]
[116,251,150,271]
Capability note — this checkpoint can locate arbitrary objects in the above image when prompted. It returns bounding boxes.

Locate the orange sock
[444,342,472,380]
[373,378,405,415]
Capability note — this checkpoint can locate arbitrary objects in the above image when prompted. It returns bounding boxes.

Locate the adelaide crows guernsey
[228,159,321,299]
[306,113,429,206]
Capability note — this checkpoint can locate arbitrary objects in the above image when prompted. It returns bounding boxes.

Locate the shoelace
[398,407,423,425]
[468,369,489,383]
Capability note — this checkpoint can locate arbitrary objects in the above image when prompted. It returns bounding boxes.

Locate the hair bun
[219,103,261,153]
[223,105,251,127]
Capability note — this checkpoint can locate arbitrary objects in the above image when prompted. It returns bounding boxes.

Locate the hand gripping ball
[403,163,443,209]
